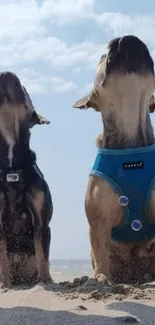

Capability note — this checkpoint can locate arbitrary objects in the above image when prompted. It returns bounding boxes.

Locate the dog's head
[0,71,50,129]
[73,35,155,115]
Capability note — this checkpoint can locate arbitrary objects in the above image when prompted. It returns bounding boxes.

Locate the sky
[2,0,155,259]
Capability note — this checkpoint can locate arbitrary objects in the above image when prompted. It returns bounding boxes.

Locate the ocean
[50,259,92,280]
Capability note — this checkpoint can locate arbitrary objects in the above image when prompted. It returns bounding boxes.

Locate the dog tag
[6,173,19,182]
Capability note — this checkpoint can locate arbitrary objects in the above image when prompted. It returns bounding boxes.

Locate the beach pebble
[63,282,75,290]
[77,285,97,294]
[76,305,88,311]
[83,277,98,287]
[60,281,69,286]
[73,278,81,286]
[80,276,89,284]
[96,274,111,285]
[141,281,155,288]
[112,284,133,295]
[89,290,102,300]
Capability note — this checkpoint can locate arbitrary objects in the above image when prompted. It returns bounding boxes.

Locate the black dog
[0,72,53,287]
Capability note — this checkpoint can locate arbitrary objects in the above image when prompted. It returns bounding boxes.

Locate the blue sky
[3,0,155,259]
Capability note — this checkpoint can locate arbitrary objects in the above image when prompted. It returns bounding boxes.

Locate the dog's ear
[21,85,50,127]
[29,110,50,128]
[73,54,108,112]
[149,95,155,113]
[72,89,100,111]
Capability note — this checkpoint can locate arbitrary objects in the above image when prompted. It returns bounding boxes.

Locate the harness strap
[90,144,155,243]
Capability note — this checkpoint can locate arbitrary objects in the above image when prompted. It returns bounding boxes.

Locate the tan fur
[73,37,155,284]
[26,190,52,283]
[33,191,51,283]
[34,240,51,283]
[149,95,155,113]
[0,193,12,287]
[0,206,11,288]
[0,104,25,167]
[85,176,122,282]
[87,73,155,283]
[95,134,155,279]
[96,133,103,148]
[0,239,11,288]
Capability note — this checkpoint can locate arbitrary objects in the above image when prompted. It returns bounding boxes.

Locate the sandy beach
[0,272,155,325]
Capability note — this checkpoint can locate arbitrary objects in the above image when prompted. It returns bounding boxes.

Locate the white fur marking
[6,136,14,167]
[0,106,19,168]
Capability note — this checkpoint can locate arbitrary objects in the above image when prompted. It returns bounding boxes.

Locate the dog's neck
[102,112,154,149]
[0,127,33,169]
[0,104,34,169]
[101,75,155,149]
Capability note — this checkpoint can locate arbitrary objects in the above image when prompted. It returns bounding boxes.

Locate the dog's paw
[95,273,111,286]
[1,280,12,290]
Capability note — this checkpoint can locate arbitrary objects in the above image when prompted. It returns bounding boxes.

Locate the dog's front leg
[34,228,52,284]
[89,220,111,284]
[0,208,11,288]
[85,177,122,285]
[27,186,52,284]
[0,236,11,288]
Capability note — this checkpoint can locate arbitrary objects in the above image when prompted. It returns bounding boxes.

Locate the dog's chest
[1,180,32,234]
[12,212,29,234]
[90,144,155,243]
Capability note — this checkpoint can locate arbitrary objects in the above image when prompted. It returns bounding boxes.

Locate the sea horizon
[50,258,92,279]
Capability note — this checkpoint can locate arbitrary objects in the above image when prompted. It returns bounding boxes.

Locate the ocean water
[50,259,92,278]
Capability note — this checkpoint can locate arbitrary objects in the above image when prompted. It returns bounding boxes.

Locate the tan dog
[73,35,155,284]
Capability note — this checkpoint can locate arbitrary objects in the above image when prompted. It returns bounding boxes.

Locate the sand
[0,273,155,324]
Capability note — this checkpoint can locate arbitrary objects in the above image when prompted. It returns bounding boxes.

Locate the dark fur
[105,36,154,76]
[0,71,25,106]
[0,72,52,286]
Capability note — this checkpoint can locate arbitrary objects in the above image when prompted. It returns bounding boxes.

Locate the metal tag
[6,173,19,182]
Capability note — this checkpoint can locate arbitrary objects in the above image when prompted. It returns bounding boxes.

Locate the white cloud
[0,1,155,94]
[0,35,104,70]
[0,0,104,71]
[50,76,77,93]
[96,12,155,48]
[0,0,154,71]
[52,81,77,93]
[41,0,95,23]
[16,68,77,94]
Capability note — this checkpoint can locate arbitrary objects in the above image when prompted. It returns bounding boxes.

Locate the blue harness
[90,144,155,243]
